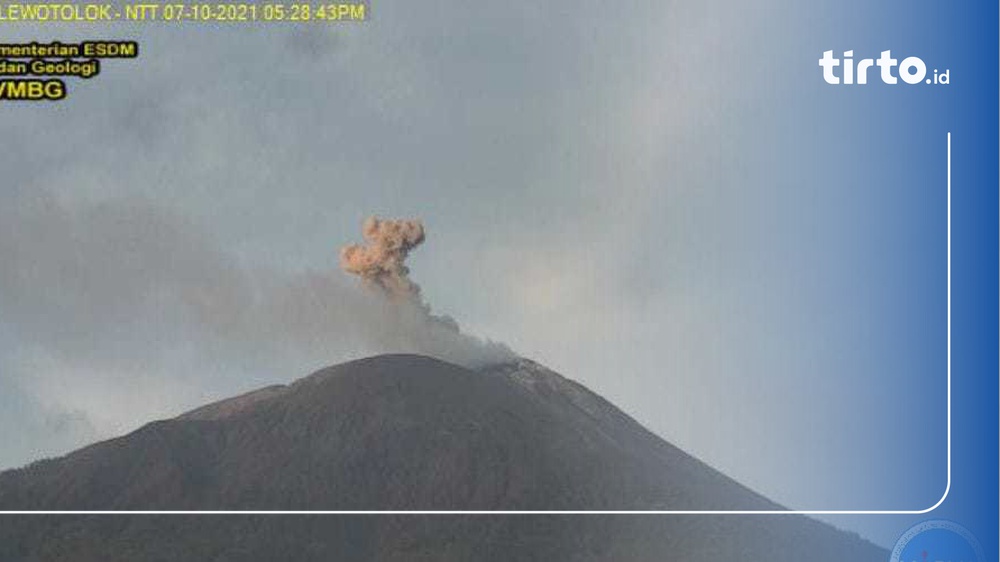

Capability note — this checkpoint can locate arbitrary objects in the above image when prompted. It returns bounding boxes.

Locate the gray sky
[0,1,947,546]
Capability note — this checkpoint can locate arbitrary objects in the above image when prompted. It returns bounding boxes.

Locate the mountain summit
[0,354,886,561]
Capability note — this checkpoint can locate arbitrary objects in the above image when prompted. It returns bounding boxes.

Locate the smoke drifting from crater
[340,217,426,302]
[0,200,518,469]
[339,215,515,365]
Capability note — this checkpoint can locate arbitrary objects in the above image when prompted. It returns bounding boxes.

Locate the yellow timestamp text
[0,3,368,23]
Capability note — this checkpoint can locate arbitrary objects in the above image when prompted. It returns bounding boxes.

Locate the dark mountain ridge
[0,354,886,561]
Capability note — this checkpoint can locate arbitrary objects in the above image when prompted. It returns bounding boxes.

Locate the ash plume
[339,215,515,365]
[0,199,517,468]
[340,217,426,302]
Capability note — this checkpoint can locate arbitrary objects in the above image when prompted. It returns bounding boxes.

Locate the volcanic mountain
[0,354,886,561]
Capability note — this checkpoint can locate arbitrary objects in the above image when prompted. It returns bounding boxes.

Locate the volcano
[0,354,886,561]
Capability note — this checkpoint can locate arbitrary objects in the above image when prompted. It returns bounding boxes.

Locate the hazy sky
[0,0,949,547]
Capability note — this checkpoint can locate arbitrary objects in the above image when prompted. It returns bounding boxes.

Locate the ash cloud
[340,216,426,302]
[0,194,512,468]
[339,215,514,363]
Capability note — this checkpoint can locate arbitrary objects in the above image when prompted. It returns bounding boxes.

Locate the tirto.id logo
[819,50,949,85]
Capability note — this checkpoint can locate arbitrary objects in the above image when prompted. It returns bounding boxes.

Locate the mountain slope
[0,355,775,511]
[0,354,886,561]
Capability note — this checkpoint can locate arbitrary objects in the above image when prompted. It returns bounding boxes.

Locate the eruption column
[339,216,425,302]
